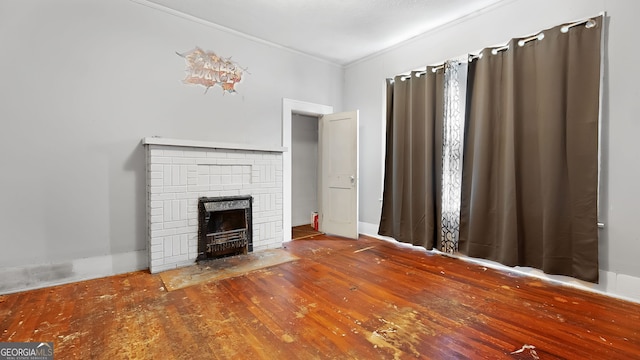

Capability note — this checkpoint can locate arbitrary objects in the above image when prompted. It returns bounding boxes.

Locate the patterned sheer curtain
[440,59,467,253]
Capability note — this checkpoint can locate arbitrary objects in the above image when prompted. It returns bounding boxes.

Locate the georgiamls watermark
[0,342,53,360]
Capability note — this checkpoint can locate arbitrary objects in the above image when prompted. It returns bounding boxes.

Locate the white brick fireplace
[142,137,286,273]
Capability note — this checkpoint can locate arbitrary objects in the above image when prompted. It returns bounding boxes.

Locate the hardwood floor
[1,235,639,359]
[292,224,323,240]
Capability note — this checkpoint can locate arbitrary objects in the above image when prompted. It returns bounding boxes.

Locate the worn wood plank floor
[1,235,639,359]
[292,224,323,240]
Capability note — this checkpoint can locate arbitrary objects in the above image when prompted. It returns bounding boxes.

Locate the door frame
[282,98,333,242]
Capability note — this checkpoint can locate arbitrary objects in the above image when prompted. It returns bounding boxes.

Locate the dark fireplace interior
[197,196,253,261]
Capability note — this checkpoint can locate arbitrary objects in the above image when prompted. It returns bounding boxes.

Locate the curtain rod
[562,18,597,33]
[397,66,441,81]
[395,63,447,81]
[393,14,602,77]
[469,53,482,61]
[467,15,599,61]
[518,32,545,47]
[491,45,509,55]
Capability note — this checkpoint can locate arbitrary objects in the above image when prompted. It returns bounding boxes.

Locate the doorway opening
[282,99,333,242]
[282,99,359,241]
[291,114,323,240]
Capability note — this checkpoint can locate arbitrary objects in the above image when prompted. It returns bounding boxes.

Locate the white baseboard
[0,250,148,295]
[359,221,640,304]
[5,223,639,305]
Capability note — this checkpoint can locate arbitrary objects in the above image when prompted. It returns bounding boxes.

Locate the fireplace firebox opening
[197,195,253,261]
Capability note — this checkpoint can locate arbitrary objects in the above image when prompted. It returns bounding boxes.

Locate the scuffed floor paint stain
[365,307,439,359]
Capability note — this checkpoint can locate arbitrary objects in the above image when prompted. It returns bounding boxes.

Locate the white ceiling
[146,0,505,65]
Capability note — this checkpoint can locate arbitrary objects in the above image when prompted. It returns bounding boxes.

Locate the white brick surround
[142,138,287,273]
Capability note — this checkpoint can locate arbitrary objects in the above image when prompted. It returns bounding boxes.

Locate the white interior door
[319,110,359,239]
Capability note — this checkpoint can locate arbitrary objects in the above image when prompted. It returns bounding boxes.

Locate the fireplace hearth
[197,196,253,261]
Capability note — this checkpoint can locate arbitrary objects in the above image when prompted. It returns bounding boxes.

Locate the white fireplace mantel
[141,137,287,153]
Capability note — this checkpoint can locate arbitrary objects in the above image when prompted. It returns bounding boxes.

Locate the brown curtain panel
[459,17,602,282]
[379,69,444,249]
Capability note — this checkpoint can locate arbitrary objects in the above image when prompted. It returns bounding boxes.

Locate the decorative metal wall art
[176,47,247,94]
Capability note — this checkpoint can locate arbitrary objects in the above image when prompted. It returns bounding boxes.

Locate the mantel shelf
[141,137,287,153]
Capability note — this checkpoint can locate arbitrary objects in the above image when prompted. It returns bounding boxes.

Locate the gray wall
[0,0,342,284]
[4,0,639,299]
[345,0,640,296]
[291,114,319,226]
